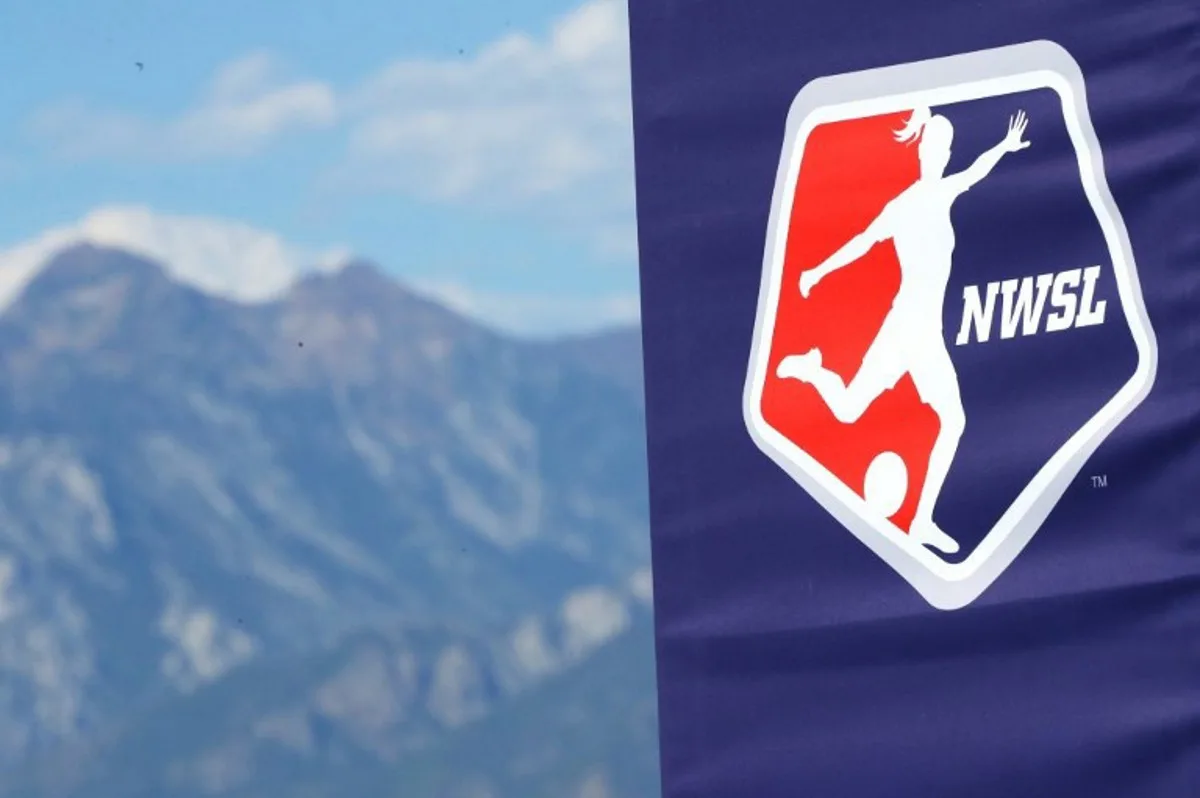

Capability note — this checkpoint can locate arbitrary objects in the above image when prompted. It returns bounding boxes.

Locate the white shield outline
[742,40,1158,610]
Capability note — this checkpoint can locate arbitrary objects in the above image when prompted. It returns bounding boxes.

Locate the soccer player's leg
[908,344,965,555]
[776,330,905,425]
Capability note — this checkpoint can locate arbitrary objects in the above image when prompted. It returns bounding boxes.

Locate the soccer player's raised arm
[953,110,1030,194]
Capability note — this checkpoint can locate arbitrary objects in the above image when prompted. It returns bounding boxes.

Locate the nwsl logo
[743,42,1157,609]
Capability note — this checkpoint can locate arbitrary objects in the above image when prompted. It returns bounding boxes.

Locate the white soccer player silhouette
[776,106,1030,555]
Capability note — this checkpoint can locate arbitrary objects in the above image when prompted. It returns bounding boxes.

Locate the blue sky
[0,0,638,335]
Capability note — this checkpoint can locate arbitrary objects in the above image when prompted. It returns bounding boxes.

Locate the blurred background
[0,1,657,796]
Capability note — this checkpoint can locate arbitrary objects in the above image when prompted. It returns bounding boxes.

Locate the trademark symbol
[1091,475,1108,488]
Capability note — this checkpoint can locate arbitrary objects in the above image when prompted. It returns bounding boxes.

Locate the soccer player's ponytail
[894,106,932,144]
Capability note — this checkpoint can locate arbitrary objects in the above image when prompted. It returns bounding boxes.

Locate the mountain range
[0,243,658,797]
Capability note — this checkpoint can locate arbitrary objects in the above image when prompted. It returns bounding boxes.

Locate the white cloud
[628,567,653,605]
[331,0,635,250]
[414,278,640,337]
[0,206,349,310]
[559,586,631,660]
[29,53,337,161]
[27,1,637,255]
[340,0,632,201]
[13,2,640,323]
